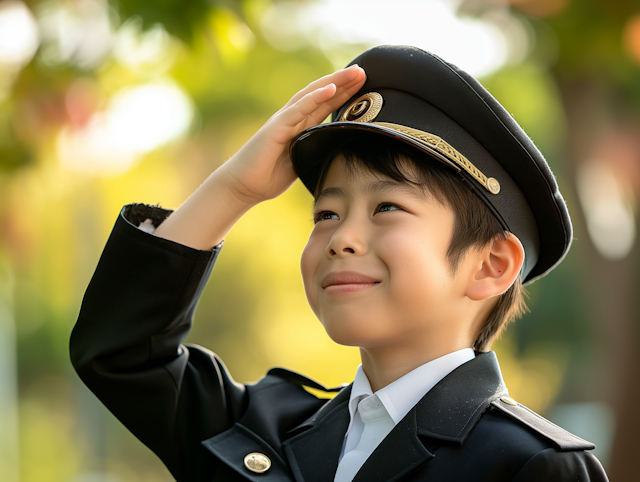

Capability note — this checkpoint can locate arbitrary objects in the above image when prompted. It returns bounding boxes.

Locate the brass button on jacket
[244,453,271,473]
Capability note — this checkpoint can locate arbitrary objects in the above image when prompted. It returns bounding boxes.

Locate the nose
[326,220,367,258]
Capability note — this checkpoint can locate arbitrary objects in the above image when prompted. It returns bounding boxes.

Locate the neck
[359,338,473,392]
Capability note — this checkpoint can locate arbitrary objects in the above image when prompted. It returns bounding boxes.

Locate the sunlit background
[0,0,639,480]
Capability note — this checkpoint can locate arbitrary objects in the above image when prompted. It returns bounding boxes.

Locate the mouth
[321,271,381,293]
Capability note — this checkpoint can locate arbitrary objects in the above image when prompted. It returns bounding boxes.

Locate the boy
[70,45,608,481]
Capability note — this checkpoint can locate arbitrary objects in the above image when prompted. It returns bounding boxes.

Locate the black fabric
[289,45,572,283]
[70,205,607,482]
[511,450,608,482]
[491,399,595,451]
[268,367,347,393]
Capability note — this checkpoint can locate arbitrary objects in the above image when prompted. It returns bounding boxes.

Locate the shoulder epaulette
[267,367,348,393]
[491,397,595,451]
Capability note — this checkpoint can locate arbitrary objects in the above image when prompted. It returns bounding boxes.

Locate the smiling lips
[321,271,381,293]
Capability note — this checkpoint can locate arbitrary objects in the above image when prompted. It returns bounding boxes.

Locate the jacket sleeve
[512,448,609,482]
[70,204,248,481]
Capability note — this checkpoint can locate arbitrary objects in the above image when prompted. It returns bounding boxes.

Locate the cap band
[336,92,501,196]
[373,122,501,195]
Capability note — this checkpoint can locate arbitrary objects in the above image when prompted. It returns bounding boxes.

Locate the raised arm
[70,66,365,481]
[153,65,366,249]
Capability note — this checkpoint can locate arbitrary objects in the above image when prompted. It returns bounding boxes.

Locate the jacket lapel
[352,351,509,482]
[352,408,433,482]
[282,386,352,482]
[281,351,508,482]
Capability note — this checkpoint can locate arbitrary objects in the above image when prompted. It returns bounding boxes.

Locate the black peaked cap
[290,45,572,284]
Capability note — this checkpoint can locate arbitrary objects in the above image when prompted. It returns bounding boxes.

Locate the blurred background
[0,0,638,480]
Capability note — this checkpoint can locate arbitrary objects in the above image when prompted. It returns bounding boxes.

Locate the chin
[323,328,364,347]
[319,314,385,348]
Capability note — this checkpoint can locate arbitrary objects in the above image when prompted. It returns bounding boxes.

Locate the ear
[465,233,525,301]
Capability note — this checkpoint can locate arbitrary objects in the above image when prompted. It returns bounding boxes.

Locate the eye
[313,211,340,223]
[376,203,401,213]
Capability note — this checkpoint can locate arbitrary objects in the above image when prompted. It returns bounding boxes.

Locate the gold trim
[373,122,500,195]
[244,453,271,473]
[339,92,383,123]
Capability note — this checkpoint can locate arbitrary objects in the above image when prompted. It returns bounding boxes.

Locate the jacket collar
[281,386,352,482]
[414,350,508,443]
[284,351,508,482]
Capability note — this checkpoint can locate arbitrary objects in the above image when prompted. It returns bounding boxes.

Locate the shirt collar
[347,348,476,426]
[346,364,374,430]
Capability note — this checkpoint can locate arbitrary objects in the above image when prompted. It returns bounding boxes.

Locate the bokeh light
[113,18,176,71]
[261,0,529,77]
[577,161,636,260]
[623,14,640,64]
[57,80,194,175]
[0,1,40,67]
[37,0,113,69]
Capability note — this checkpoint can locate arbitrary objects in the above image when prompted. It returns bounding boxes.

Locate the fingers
[283,64,365,110]
[277,83,338,128]
[279,67,365,126]
[307,73,366,123]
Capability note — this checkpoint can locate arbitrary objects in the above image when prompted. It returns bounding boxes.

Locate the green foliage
[545,0,634,74]
[110,0,228,42]
[540,0,640,112]
[0,105,33,173]
[0,141,33,173]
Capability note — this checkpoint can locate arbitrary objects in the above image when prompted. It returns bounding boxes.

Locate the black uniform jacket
[70,205,609,482]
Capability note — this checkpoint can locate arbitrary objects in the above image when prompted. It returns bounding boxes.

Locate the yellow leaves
[207,9,256,65]
[494,334,568,413]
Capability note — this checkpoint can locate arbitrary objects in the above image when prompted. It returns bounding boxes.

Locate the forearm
[152,165,257,250]
[70,206,220,375]
[70,207,245,479]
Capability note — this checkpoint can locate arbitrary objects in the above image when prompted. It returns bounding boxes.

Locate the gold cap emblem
[500,396,518,406]
[244,453,271,473]
[487,177,500,194]
[339,92,383,123]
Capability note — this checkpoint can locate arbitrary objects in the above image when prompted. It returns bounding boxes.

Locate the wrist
[208,165,262,211]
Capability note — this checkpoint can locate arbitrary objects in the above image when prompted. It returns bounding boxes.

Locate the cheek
[377,228,453,300]
[300,234,324,311]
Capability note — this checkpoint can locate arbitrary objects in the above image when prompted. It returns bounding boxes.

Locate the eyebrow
[366,179,422,196]
[314,187,344,207]
[314,180,425,207]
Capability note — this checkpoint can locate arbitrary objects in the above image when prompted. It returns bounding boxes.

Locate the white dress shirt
[138,218,156,233]
[334,348,476,482]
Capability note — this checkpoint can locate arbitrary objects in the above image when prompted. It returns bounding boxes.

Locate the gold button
[500,396,518,406]
[244,453,271,473]
[487,177,501,195]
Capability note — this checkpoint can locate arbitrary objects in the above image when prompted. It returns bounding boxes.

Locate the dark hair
[315,134,527,351]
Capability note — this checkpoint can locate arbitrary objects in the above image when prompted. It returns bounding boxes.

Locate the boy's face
[301,156,473,352]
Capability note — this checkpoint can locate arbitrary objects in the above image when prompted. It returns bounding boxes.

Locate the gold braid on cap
[337,92,500,195]
[373,122,501,195]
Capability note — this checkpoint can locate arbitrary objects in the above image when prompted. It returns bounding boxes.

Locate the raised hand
[220,64,366,205]
[153,65,366,250]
